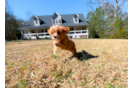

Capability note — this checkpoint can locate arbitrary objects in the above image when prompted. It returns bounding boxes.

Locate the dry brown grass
[5,39,128,88]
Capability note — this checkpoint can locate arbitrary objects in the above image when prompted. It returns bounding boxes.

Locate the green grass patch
[81,52,88,61]
[5,41,7,45]
[102,51,107,54]
[68,80,72,84]
[24,62,28,68]
[117,85,122,88]
[120,79,123,82]
[88,63,91,66]
[81,84,86,87]
[51,71,56,77]
[123,70,127,72]
[18,79,27,88]
[108,83,114,88]
[51,54,57,58]
[18,41,21,44]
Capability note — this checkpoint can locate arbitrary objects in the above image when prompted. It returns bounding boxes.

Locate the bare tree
[87,0,128,32]
[119,0,128,19]
[26,11,34,21]
[114,0,118,22]
[17,19,28,28]
[87,0,127,21]
[5,0,22,40]
[5,0,12,14]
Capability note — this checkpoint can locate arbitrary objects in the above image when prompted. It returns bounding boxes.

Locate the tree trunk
[112,0,118,32]
[114,0,118,22]
[120,0,124,19]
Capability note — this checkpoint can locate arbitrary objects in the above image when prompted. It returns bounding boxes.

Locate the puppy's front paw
[55,43,59,46]
[53,42,58,45]
[53,42,61,46]
[55,43,60,46]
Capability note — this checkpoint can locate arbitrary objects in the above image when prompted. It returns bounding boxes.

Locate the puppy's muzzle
[54,36,57,39]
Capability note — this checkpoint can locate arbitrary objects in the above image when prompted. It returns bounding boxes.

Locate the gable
[52,14,58,19]
[52,12,61,19]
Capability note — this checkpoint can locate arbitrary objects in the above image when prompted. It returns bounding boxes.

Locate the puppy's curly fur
[48,25,76,55]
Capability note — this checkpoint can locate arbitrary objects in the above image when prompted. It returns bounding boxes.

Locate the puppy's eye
[57,32,60,34]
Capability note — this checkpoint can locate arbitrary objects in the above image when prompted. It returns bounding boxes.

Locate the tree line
[86,0,128,38]
[5,0,29,41]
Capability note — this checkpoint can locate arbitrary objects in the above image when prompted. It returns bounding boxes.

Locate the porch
[21,26,89,39]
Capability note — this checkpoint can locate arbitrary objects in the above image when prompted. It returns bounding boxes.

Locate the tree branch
[86,0,95,12]
[88,0,114,10]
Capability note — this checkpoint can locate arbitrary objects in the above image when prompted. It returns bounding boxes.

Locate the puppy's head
[47,25,70,40]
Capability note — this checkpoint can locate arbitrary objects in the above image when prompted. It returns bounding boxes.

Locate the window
[30,30,34,33]
[74,15,79,23]
[59,20,61,23]
[53,20,55,24]
[56,19,58,23]
[70,27,74,31]
[54,19,61,24]
[45,29,47,32]
[34,17,38,24]
[75,16,77,22]
[41,30,44,32]
[82,26,86,30]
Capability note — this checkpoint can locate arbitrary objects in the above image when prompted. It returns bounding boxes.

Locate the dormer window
[54,19,61,24]
[52,12,62,25]
[73,13,79,23]
[56,19,58,23]
[59,20,61,23]
[34,17,38,24]
[74,16,77,22]
[33,15,40,26]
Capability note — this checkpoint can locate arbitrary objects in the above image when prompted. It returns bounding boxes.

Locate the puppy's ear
[47,29,51,35]
[62,26,70,33]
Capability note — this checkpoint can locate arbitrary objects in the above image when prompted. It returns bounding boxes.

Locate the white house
[19,12,89,39]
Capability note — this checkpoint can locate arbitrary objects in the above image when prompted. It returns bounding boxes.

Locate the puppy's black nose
[54,36,57,39]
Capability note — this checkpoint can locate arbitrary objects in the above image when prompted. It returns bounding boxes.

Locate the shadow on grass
[69,50,99,61]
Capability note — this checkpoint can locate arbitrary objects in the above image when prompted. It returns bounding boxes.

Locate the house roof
[19,13,88,30]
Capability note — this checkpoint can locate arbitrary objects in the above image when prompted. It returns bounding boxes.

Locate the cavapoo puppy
[48,25,76,55]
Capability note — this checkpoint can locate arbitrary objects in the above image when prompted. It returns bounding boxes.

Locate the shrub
[28,37,31,40]
[36,35,39,40]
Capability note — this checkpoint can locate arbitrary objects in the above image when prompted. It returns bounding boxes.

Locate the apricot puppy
[48,25,76,55]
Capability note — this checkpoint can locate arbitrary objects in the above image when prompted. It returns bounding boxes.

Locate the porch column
[21,30,23,39]
[36,30,38,36]
[87,29,89,38]
[80,27,82,33]
[74,26,76,34]
[27,30,31,38]
[44,29,46,37]
[24,30,27,34]
[27,30,30,34]
[21,30,23,35]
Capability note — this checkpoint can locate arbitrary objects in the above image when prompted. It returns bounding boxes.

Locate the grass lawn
[5,39,128,88]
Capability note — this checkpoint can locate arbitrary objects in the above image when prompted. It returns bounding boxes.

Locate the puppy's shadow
[69,50,99,61]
